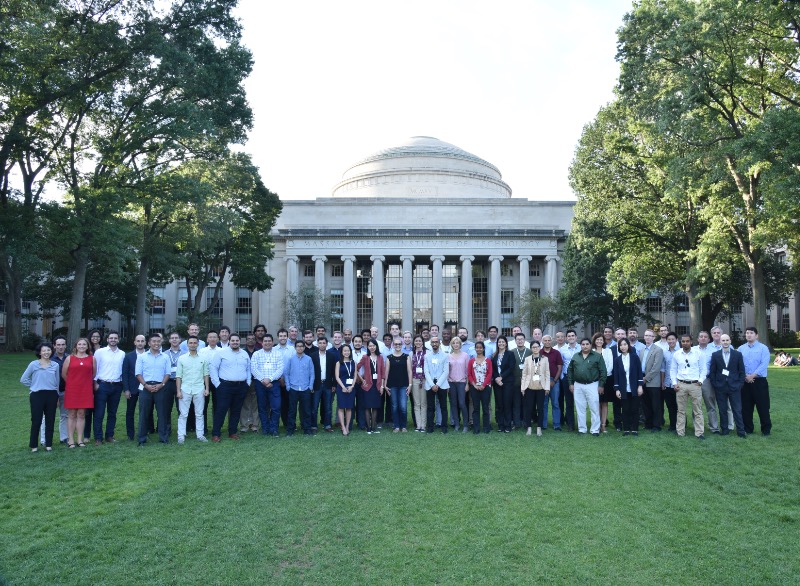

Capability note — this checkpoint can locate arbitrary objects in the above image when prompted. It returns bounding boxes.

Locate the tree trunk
[135,255,149,335]
[67,248,90,343]
[749,259,769,346]
[686,281,703,337]
[700,297,724,332]
[1,270,24,351]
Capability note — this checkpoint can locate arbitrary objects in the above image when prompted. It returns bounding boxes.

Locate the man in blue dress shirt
[284,340,315,436]
[209,334,251,442]
[737,326,772,436]
[135,333,171,446]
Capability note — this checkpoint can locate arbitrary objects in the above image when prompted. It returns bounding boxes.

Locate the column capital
[399,255,415,262]
[488,255,504,262]
[430,255,445,263]
[545,255,561,263]
[340,255,356,262]
[311,255,327,262]
[459,255,475,263]
[517,255,533,262]
[370,255,386,263]
[285,255,299,263]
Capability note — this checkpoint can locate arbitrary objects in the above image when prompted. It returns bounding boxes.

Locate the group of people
[773,350,797,367]
[21,320,774,451]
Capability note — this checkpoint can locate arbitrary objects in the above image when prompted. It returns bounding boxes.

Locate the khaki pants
[411,378,427,430]
[676,382,704,437]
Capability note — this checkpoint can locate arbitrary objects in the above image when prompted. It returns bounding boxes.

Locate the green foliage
[514,290,558,333]
[284,285,333,332]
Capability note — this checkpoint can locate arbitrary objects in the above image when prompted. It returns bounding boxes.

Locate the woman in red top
[62,338,96,447]
[358,339,385,434]
[468,341,494,434]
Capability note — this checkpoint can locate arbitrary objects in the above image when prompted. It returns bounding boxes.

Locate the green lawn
[1,352,798,585]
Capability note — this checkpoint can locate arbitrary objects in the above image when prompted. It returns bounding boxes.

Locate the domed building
[259,136,575,336]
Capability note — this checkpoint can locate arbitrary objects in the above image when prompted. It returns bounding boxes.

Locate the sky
[233,0,635,202]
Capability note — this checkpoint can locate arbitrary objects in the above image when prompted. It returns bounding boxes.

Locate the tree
[514,290,558,334]
[616,0,800,338]
[284,286,333,333]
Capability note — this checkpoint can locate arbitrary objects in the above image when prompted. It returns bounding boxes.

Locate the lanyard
[344,361,353,378]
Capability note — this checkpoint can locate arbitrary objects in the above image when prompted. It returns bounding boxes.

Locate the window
[205,287,223,330]
[303,264,315,277]
[675,325,690,336]
[472,265,488,334]
[236,288,252,335]
[529,263,540,277]
[500,263,514,277]
[781,305,790,334]
[646,296,662,314]
[177,284,192,316]
[674,294,688,313]
[530,288,541,298]
[330,289,344,332]
[331,264,344,277]
[776,252,787,265]
[150,288,166,331]
[442,263,459,326]
[413,265,432,332]
[500,289,515,330]
[386,264,402,328]
[356,261,372,332]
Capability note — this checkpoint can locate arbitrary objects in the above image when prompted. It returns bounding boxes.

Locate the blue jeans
[448,382,468,430]
[312,384,333,429]
[287,390,313,434]
[389,386,408,429]
[94,381,123,440]
[255,380,281,434]
[542,379,561,429]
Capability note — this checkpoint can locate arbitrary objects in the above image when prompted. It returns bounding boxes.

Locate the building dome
[332,136,512,199]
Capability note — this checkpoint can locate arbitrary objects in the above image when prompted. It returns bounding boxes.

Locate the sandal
[77,442,86,448]
[68,443,76,449]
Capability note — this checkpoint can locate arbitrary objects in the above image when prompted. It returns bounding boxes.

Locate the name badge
[372,373,378,380]
[415,367,423,374]
[171,367,177,375]
[432,359,438,365]
[519,364,525,370]
[345,378,353,385]
[722,369,730,377]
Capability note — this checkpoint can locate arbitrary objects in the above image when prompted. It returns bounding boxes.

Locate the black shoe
[623,431,630,436]
[632,431,638,436]
[720,430,730,436]
[591,432,600,437]
[553,427,562,431]
[137,441,145,447]
[738,432,747,438]
[762,431,771,436]
[651,427,661,433]
[698,435,706,440]
[271,432,280,437]
[615,426,622,432]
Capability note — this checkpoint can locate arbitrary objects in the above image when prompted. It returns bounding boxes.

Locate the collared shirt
[52,353,67,394]
[94,346,125,382]
[165,347,187,380]
[722,350,731,367]
[460,340,475,357]
[20,360,60,393]
[738,340,770,378]
[559,343,580,380]
[567,351,607,385]
[694,343,720,379]
[179,339,207,352]
[199,345,220,362]
[210,347,251,387]
[318,351,328,382]
[176,353,209,395]
[400,343,413,355]
[656,339,670,352]
[284,352,314,391]
[631,340,645,354]
[639,343,666,377]
[136,350,170,382]
[670,347,707,383]
[274,343,294,367]
[541,347,564,380]
[663,347,678,387]
[251,348,285,382]
[484,340,497,359]
[424,350,450,390]
[620,353,632,393]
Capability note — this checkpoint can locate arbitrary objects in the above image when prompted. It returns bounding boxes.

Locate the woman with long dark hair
[491,336,515,433]
[358,339,385,434]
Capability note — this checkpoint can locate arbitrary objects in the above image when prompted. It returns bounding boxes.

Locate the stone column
[518,255,532,297]
[400,255,414,332]
[371,255,385,331]
[341,255,356,331]
[545,255,560,297]
[488,255,504,329]
[460,255,474,336]
[312,255,327,293]
[285,255,299,296]
[431,255,445,329]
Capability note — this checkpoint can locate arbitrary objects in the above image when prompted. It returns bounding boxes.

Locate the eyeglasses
[393,343,402,347]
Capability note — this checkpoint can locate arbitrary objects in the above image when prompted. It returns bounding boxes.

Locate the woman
[448,337,470,433]
[467,341,494,434]
[592,332,614,433]
[384,338,412,432]
[410,335,427,432]
[21,342,60,452]
[613,338,644,436]
[358,339,385,434]
[62,337,96,447]
[491,336,515,432]
[521,340,550,437]
[85,328,103,442]
[334,344,357,436]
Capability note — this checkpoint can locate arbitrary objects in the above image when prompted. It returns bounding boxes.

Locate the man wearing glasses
[670,334,707,439]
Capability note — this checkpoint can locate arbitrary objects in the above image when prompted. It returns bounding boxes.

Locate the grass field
[1,352,798,585]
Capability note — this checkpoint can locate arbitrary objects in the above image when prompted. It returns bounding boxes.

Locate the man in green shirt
[176,336,210,444]
[567,338,607,436]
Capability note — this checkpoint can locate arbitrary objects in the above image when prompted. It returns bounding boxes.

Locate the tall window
[529,263,540,277]
[530,288,541,298]
[236,288,252,335]
[356,262,372,332]
[443,263,459,328]
[0,299,7,342]
[500,288,514,331]
[331,264,344,277]
[303,264,315,277]
[472,264,488,334]
[177,283,192,319]
[205,287,223,330]
[386,264,402,329]
[150,287,166,331]
[781,305,790,334]
[646,296,662,314]
[413,264,432,332]
[330,289,344,332]
[500,263,514,277]
[674,294,688,313]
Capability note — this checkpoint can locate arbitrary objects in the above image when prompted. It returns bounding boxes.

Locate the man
[198,330,220,436]
[511,333,532,429]
[421,327,431,345]
[440,327,453,353]
[389,323,401,341]
[303,330,315,353]
[330,331,345,360]
[342,328,353,346]
[738,327,772,436]
[661,332,679,432]
[370,325,388,353]
[351,335,367,430]
[655,325,670,352]
[627,328,645,354]
[512,326,531,348]
[485,326,499,358]
[401,331,413,355]
[163,331,186,441]
[179,323,206,352]
[209,334,251,442]
[175,335,210,444]
[458,327,474,356]
[603,326,615,348]
[639,329,665,432]
[287,326,299,345]
[253,324,267,349]
[558,329,580,431]
[123,334,150,441]
[695,330,722,434]
[541,334,563,430]
[555,331,566,350]
[239,333,260,432]
[424,336,450,433]
[708,326,734,431]
[218,325,231,348]
[314,337,338,432]
[283,340,315,436]
[315,325,327,342]
[531,327,543,346]
[275,328,294,431]
[424,324,439,350]
[670,334,707,439]
[609,328,627,429]
[93,330,125,445]
[135,333,171,446]
[251,334,284,437]
[709,334,747,437]
[567,338,607,436]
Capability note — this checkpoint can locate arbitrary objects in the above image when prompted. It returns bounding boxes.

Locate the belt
[220,378,246,384]
[678,379,700,384]
[97,380,121,384]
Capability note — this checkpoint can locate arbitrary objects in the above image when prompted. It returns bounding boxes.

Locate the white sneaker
[197,436,209,442]
[178,437,185,445]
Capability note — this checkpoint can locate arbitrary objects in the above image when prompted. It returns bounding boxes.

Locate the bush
[768,329,799,349]
[22,332,42,350]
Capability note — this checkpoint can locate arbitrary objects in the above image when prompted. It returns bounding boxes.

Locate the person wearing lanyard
[424,336,450,434]
[135,334,171,446]
[467,341,493,434]
[251,334,285,437]
[334,344,357,435]
[613,338,644,436]
[511,333,532,431]
[410,335,427,432]
[209,334,252,442]
[737,326,772,436]
[163,331,186,442]
[708,334,747,437]
[521,340,550,437]
[669,334,708,439]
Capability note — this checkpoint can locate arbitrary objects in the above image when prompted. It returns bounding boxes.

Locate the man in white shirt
[695,330,722,434]
[93,331,125,445]
[218,325,231,348]
[179,322,207,352]
[670,333,708,439]
[655,325,670,352]
[559,330,579,431]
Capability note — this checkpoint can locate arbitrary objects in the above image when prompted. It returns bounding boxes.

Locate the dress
[362,356,383,409]
[64,355,94,409]
[336,360,357,409]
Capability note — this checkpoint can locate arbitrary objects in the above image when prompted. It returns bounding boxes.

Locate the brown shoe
[105,437,116,443]
[94,440,103,446]
[229,434,241,440]
[212,436,221,442]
